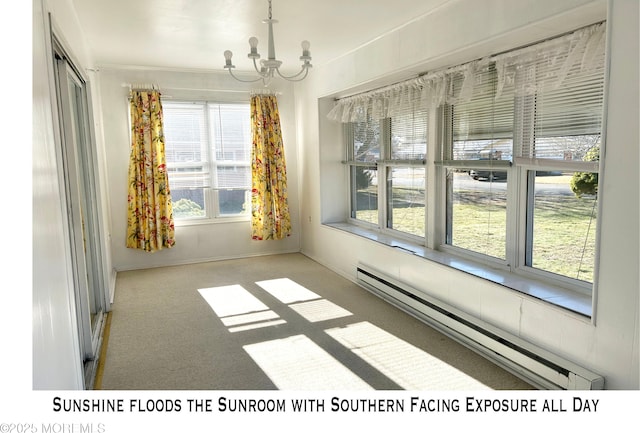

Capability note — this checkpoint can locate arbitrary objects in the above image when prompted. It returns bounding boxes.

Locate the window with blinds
[163,102,209,189]
[523,63,604,161]
[336,21,605,291]
[163,101,251,220]
[347,117,380,225]
[512,25,605,284]
[388,108,427,237]
[345,107,427,238]
[444,64,512,260]
[349,117,381,162]
[502,22,606,164]
[441,22,605,285]
[390,107,427,160]
[449,63,514,162]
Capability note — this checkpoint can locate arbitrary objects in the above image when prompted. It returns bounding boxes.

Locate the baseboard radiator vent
[356,264,604,390]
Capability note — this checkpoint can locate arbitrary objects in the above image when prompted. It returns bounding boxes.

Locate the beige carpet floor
[98,253,534,390]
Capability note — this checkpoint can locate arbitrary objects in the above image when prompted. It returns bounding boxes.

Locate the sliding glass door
[53,40,106,385]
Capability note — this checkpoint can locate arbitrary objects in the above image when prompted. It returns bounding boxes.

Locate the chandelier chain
[268,0,272,20]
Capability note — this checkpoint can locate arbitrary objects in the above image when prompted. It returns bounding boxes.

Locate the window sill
[324,222,592,319]
[175,217,250,227]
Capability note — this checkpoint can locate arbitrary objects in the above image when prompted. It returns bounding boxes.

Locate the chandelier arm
[275,66,310,81]
[227,68,265,83]
[252,58,270,77]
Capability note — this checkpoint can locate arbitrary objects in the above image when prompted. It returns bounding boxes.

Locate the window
[162,101,251,221]
[443,63,513,261]
[348,116,381,225]
[345,104,427,240]
[443,48,603,287]
[515,44,604,285]
[442,24,605,289]
[333,22,605,294]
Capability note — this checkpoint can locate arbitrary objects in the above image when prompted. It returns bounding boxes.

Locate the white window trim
[163,99,252,225]
[345,117,429,245]
[326,22,606,318]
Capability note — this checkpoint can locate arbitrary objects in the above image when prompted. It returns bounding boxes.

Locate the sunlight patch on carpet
[288,299,353,322]
[243,334,373,390]
[256,278,321,303]
[326,321,491,390]
[222,311,287,333]
[198,285,286,332]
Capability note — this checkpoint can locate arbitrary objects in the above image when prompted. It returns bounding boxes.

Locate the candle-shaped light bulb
[248,37,260,58]
[301,40,311,57]
[223,50,234,68]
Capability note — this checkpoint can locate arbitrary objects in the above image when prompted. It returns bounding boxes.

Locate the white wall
[98,68,301,271]
[295,0,639,389]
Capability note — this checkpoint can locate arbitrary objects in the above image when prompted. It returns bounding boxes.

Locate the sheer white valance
[326,61,484,123]
[327,22,606,123]
[493,22,605,98]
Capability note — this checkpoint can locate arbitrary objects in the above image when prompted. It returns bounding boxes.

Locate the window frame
[438,64,602,293]
[162,99,252,224]
[336,23,605,298]
[345,116,428,245]
[439,64,515,265]
[516,160,599,294]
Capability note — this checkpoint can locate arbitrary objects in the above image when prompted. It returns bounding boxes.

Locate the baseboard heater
[356,264,604,390]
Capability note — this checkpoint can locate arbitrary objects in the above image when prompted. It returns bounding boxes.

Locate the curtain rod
[122,83,160,91]
[121,83,281,95]
[121,83,245,93]
[334,20,605,102]
[488,20,605,61]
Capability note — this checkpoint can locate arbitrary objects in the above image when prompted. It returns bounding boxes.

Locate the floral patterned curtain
[250,94,292,240]
[126,90,175,252]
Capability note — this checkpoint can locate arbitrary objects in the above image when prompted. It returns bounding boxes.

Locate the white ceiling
[72,0,452,73]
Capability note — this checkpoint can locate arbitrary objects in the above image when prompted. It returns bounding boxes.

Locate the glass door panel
[55,55,105,368]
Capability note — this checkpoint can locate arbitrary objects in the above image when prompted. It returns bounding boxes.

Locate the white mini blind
[444,22,605,163]
[163,101,252,190]
[216,166,251,189]
[452,64,513,142]
[440,62,514,164]
[210,104,252,162]
[528,66,604,160]
[334,21,605,168]
[349,117,381,162]
[390,106,428,160]
[163,102,210,189]
[494,22,606,161]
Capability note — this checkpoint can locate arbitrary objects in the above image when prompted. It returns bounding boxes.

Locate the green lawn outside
[355,176,597,283]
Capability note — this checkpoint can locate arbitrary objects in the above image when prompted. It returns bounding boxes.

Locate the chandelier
[223,0,312,85]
